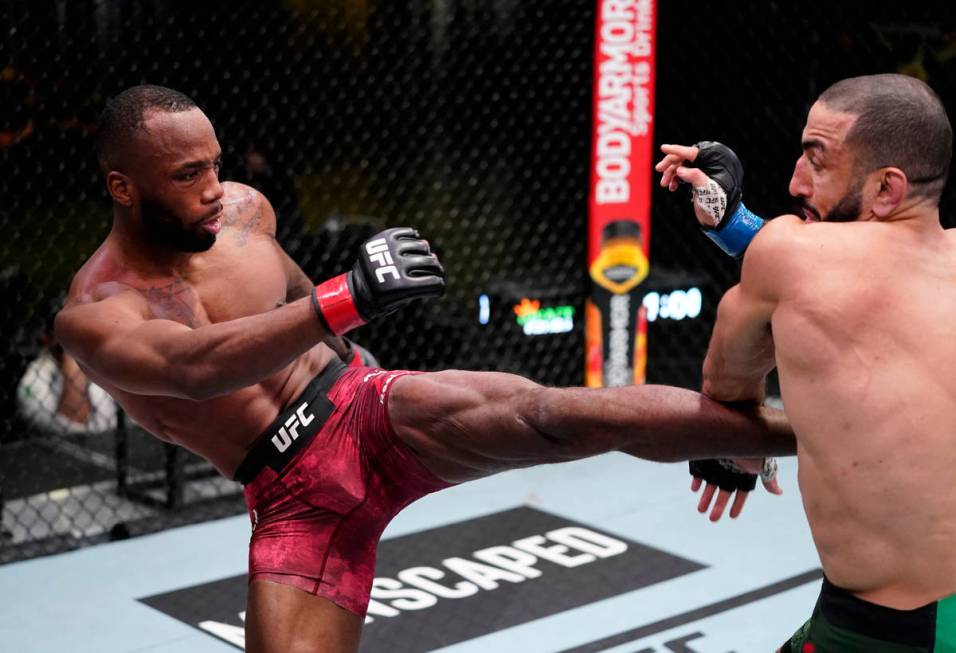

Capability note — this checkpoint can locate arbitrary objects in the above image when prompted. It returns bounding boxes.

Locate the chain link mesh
[2,0,955,564]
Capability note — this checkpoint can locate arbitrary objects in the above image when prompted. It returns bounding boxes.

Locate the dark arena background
[1,1,954,651]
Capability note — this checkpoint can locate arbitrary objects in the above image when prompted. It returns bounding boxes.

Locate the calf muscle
[525,385,794,462]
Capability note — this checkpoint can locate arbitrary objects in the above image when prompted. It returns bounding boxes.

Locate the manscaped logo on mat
[139,507,705,652]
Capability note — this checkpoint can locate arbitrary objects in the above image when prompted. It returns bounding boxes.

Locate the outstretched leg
[389,370,794,483]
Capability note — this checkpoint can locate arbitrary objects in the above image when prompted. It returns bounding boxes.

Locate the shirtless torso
[767,216,956,607]
[61,182,337,476]
[658,85,956,615]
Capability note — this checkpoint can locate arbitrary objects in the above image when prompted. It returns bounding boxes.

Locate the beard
[140,196,216,253]
[824,183,864,222]
[800,179,864,223]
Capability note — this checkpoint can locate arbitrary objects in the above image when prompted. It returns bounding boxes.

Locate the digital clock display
[642,287,702,322]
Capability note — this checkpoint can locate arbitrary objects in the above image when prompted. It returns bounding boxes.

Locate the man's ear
[870,167,907,218]
[106,171,134,207]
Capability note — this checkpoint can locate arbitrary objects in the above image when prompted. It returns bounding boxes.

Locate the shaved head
[817,74,952,203]
[95,85,198,172]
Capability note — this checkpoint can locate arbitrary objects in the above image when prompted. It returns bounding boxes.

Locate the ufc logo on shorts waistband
[365,238,400,284]
[271,402,316,453]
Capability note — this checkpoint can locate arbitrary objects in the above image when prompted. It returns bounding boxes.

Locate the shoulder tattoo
[143,279,201,328]
[222,190,263,247]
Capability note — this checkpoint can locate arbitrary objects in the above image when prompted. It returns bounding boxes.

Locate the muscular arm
[254,189,352,360]
[276,243,350,360]
[56,351,92,423]
[701,286,775,403]
[701,219,794,403]
[280,249,313,303]
[55,290,328,401]
[54,186,352,400]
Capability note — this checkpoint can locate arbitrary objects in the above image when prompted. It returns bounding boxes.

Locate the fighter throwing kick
[55,85,795,653]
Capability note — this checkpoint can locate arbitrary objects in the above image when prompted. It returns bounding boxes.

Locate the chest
[145,236,288,327]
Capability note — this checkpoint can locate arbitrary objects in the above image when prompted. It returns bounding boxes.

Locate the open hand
[691,457,783,521]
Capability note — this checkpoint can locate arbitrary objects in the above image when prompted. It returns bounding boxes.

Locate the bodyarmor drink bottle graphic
[585,0,657,387]
[586,221,649,387]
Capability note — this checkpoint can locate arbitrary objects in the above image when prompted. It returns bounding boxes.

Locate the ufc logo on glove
[313,227,445,335]
[365,238,400,284]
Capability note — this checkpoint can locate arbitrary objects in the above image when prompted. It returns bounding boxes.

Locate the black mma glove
[313,227,445,335]
[685,141,765,258]
[689,458,757,493]
[689,457,779,493]
[685,141,745,225]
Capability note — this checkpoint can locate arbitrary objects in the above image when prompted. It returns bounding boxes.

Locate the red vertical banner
[585,0,657,388]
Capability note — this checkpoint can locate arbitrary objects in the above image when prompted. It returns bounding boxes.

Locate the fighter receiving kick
[656,74,956,651]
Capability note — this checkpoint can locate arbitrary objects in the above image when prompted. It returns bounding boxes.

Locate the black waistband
[817,576,936,647]
[233,359,348,485]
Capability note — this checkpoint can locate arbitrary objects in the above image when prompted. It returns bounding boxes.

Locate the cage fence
[1,0,954,564]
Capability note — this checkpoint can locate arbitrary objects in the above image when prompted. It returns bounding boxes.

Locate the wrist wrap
[703,203,765,258]
[313,274,366,336]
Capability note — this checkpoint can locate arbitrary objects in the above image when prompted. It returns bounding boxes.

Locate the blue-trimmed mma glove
[689,457,778,492]
[342,338,381,368]
[312,227,445,335]
[684,141,766,258]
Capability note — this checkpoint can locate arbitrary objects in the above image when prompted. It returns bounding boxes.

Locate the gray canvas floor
[0,454,820,652]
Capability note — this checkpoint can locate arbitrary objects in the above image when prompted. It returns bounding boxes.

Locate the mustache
[795,199,821,221]
[196,202,224,225]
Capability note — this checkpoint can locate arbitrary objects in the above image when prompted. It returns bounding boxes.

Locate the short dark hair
[818,74,952,203]
[95,85,198,172]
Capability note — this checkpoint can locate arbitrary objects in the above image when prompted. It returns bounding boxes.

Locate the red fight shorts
[238,361,453,615]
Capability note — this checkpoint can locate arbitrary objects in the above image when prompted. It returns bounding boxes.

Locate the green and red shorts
[780,577,956,653]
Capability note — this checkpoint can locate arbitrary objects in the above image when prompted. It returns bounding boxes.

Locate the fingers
[763,477,784,496]
[729,491,750,519]
[381,226,421,242]
[696,482,717,514]
[658,163,709,193]
[660,143,700,161]
[655,143,699,192]
[403,254,444,277]
[708,488,733,522]
[674,166,710,188]
[656,158,684,191]
[692,480,749,521]
[692,460,781,522]
[694,480,734,521]
[396,237,432,257]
